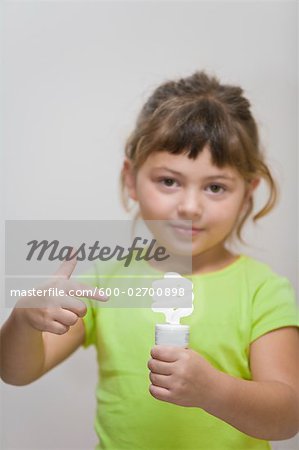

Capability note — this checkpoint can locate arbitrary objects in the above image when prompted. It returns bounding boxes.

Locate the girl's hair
[121,71,277,242]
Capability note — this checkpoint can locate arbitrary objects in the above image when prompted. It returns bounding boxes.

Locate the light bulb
[151,272,194,324]
[152,272,194,347]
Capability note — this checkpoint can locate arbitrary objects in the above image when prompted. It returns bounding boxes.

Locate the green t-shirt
[81,254,298,450]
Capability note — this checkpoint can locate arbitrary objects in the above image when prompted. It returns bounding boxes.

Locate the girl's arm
[1,308,46,385]
[149,326,299,441]
[0,309,85,386]
[1,258,106,385]
[202,326,299,440]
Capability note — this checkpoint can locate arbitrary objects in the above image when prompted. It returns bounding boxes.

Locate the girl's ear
[248,177,260,193]
[122,159,138,201]
[243,177,260,205]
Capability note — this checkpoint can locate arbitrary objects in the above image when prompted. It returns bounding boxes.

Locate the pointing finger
[53,247,77,279]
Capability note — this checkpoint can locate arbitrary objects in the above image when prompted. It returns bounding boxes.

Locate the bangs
[140,98,250,170]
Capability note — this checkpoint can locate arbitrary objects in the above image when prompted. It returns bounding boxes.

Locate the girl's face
[124,146,258,257]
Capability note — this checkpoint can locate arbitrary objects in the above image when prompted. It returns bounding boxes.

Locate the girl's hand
[148,345,217,408]
[15,256,108,335]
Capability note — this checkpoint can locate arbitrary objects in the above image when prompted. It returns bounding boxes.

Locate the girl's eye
[157,179,225,192]
[207,184,226,194]
[159,178,178,188]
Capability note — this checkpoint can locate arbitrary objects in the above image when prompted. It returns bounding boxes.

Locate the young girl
[1,71,298,450]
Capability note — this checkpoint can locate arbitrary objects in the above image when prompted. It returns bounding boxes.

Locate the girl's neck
[146,242,238,276]
[191,246,239,275]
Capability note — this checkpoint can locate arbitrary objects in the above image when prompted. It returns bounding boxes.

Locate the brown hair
[120,71,277,242]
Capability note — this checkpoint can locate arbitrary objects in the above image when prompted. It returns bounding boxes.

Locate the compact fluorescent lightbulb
[152,272,194,347]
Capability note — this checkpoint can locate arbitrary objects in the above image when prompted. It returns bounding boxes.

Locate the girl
[1,71,298,450]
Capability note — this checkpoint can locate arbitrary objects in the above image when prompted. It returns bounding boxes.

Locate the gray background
[1,1,298,449]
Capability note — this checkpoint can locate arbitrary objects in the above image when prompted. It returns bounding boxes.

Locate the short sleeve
[250,275,299,343]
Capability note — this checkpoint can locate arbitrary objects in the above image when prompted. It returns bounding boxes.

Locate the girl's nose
[177,190,203,219]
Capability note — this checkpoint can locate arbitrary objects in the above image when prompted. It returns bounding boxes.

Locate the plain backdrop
[1,1,298,449]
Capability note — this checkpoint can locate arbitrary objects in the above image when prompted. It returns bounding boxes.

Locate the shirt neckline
[191,254,248,279]
[140,253,248,279]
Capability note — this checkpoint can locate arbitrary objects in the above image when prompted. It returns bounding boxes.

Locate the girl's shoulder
[238,254,291,286]
[194,253,295,298]
[193,253,277,282]
[241,254,296,301]
[239,254,278,278]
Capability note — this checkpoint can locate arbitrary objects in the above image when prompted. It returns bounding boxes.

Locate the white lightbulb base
[155,324,190,348]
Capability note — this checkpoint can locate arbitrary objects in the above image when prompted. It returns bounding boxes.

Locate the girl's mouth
[168,223,204,236]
